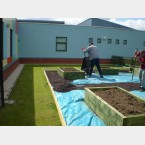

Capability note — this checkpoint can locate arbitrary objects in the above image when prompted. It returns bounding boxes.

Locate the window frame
[97,38,101,43]
[89,38,93,43]
[56,37,67,52]
[115,39,120,44]
[108,39,112,44]
[123,40,127,45]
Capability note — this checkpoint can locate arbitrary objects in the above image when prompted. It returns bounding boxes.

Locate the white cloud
[17,17,88,25]
[51,18,88,25]
[55,18,145,31]
[17,18,145,31]
[109,18,145,31]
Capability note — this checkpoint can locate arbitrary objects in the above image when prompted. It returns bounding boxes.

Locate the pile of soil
[45,70,140,92]
[45,71,78,92]
[60,67,79,72]
[93,88,145,116]
[45,70,144,116]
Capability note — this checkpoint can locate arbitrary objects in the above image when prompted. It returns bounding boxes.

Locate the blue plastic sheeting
[53,72,142,126]
[72,72,139,85]
[130,90,145,100]
[54,90,106,126]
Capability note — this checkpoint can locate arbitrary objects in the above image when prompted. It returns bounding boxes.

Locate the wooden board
[57,67,85,80]
[85,86,145,126]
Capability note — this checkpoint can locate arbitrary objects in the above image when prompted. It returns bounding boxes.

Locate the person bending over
[82,42,103,78]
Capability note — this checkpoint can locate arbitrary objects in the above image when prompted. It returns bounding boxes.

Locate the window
[89,38,93,43]
[144,41,145,46]
[108,39,112,44]
[116,39,119,44]
[97,38,101,43]
[123,40,127,45]
[56,37,67,51]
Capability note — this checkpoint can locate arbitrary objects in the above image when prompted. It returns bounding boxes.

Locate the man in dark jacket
[82,42,103,78]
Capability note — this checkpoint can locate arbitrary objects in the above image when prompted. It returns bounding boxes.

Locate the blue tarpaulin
[72,72,139,85]
[53,72,145,126]
[130,90,145,100]
[54,90,106,126]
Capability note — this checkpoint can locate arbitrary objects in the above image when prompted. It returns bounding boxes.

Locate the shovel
[131,58,136,81]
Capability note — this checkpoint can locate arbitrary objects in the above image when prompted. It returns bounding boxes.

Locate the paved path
[4,64,24,99]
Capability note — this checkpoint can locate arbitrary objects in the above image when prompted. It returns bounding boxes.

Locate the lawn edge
[43,70,66,126]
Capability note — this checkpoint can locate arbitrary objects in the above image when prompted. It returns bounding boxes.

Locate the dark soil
[60,67,79,72]
[45,70,140,92]
[45,70,144,116]
[93,88,145,116]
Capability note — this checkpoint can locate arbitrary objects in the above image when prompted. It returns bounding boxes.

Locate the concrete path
[4,64,24,100]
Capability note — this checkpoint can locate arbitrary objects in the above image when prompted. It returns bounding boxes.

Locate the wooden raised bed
[57,67,85,80]
[84,86,145,126]
[134,68,139,75]
[96,67,119,75]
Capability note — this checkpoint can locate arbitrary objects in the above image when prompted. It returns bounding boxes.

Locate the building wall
[18,23,145,60]
[2,18,19,81]
[3,18,19,68]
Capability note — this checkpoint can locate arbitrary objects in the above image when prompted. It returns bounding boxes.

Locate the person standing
[82,42,103,78]
[130,49,138,74]
[134,49,145,91]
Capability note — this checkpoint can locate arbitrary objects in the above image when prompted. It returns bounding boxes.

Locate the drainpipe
[0,18,4,107]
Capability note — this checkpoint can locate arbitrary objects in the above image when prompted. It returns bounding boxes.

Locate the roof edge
[17,19,65,24]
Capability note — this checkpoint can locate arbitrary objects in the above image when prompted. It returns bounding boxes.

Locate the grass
[0,64,132,126]
[0,64,69,126]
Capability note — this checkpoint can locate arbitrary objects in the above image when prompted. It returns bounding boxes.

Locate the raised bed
[110,66,130,73]
[57,67,85,80]
[134,67,139,75]
[96,67,119,75]
[84,86,145,126]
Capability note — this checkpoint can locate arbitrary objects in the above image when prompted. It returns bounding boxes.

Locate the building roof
[17,19,65,24]
[78,18,133,30]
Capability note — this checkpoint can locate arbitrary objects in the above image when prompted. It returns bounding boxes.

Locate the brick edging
[20,58,111,64]
[3,59,20,81]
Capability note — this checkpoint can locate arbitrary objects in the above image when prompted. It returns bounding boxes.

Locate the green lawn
[0,65,72,126]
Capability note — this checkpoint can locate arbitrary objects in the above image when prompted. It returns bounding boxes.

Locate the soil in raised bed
[60,67,80,72]
[45,70,140,92]
[92,88,145,116]
[45,70,143,116]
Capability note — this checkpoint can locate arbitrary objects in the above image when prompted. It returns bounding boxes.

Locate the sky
[17,18,145,31]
